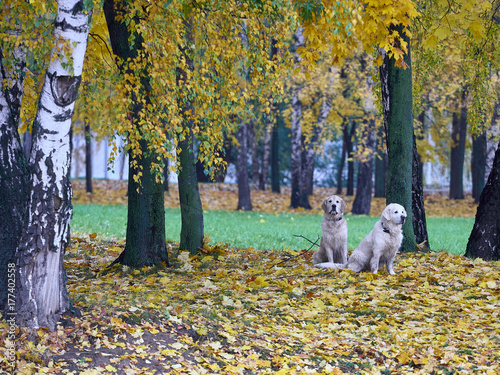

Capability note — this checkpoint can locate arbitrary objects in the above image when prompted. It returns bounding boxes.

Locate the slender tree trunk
[346,121,356,196]
[374,125,387,198]
[336,122,347,195]
[237,121,253,211]
[259,122,272,190]
[471,131,487,203]
[16,0,90,330]
[380,25,417,252]
[85,120,92,193]
[248,120,260,189]
[271,109,281,193]
[466,138,500,260]
[178,131,205,253]
[412,134,429,247]
[164,157,169,192]
[290,87,303,208]
[449,88,468,199]
[104,0,168,265]
[0,42,27,314]
[352,119,375,215]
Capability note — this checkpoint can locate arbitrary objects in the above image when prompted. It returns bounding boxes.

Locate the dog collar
[381,222,390,234]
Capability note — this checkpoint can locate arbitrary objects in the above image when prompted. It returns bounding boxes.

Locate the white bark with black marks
[16,0,90,330]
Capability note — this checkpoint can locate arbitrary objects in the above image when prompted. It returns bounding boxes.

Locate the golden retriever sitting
[312,195,348,266]
[316,203,406,275]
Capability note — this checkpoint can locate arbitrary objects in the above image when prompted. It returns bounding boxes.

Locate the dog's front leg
[386,258,395,275]
[369,251,381,274]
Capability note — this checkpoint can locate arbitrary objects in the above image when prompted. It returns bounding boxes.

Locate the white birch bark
[16,0,90,330]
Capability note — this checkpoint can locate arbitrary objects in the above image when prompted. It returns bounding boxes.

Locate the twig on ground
[268,235,320,269]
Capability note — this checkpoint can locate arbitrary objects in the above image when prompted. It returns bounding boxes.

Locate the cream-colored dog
[316,203,406,274]
[312,195,348,266]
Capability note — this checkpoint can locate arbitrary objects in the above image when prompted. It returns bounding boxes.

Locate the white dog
[316,203,406,275]
[312,195,348,266]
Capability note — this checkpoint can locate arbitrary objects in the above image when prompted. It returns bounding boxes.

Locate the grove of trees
[1,0,500,331]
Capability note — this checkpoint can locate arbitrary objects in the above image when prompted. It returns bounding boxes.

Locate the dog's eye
[395,211,398,214]
[329,199,332,203]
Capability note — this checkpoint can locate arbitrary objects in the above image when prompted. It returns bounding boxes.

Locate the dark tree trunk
[412,134,429,247]
[0,46,28,314]
[259,123,272,190]
[471,131,486,203]
[248,120,260,189]
[85,121,92,193]
[118,142,169,265]
[352,119,375,215]
[271,109,281,193]
[466,138,500,260]
[290,87,303,208]
[346,121,356,196]
[374,125,387,198]
[449,88,468,200]
[164,156,169,192]
[105,0,168,265]
[237,121,253,211]
[380,25,417,252]
[336,123,347,195]
[178,131,205,254]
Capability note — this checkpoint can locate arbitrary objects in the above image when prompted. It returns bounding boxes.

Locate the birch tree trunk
[0,40,27,313]
[237,121,253,211]
[16,0,90,330]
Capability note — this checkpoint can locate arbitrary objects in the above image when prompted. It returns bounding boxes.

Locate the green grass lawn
[72,204,474,255]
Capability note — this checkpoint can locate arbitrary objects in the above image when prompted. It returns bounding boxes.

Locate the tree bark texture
[236,121,253,211]
[374,126,387,198]
[259,122,272,190]
[248,121,260,189]
[352,119,375,215]
[412,135,429,247]
[85,121,92,193]
[105,0,169,265]
[379,26,417,252]
[271,106,281,193]
[0,43,28,313]
[178,132,205,254]
[449,88,468,200]
[336,123,347,195]
[471,131,487,203]
[465,138,500,260]
[16,0,90,330]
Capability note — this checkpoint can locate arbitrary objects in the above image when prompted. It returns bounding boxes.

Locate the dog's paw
[314,262,345,269]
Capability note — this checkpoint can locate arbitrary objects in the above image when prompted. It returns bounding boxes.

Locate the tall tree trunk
[466,138,500,260]
[248,120,260,189]
[412,134,429,247]
[374,125,387,198]
[237,121,253,211]
[271,109,281,193]
[380,25,417,252]
[16,0,90,330]
[104,0,168,266]
[0,41,28,314]
[336,122,347,195]
[259,122,272,190]
[164,156,169,192]
[85,120,92,193]
[346,121,356,196]
[471,131,487,203]
[290,87,303,208]
[352,119,375,214]
[178,131,205,254]
[449,88,468,199]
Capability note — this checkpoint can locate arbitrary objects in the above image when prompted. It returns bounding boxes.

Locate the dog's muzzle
[400,216,406,224]
[330,205,337,215]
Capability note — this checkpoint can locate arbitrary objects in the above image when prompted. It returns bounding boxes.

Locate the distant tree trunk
[449,88,468,200]
[237,121,252,211]
[336,122,347,195]
[178,130,205,254]
[471,131,487,203]
[0,39,28,314]
[248,120,260,189]
[85,121,93,193]
[105,0,168,264]
[16,0,90,330]
[412,134,429,247]
[271,110,281,193]
[164,157,169,192]
[466,138,500,260]
[352,119,375,215]
[379,25,417,252]
[346,121,356,196]
[374,125,387,198]
[290,87,303,208]
[259,123,272,190]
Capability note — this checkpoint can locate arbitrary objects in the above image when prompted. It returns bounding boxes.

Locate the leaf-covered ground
[71,179,479,218]
[3,235,499,374]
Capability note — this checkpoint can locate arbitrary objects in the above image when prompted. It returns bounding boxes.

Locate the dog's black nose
[332,204,337,210]
[401,215,406,224]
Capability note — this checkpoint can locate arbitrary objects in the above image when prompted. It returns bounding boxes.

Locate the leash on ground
[267,235,320,270]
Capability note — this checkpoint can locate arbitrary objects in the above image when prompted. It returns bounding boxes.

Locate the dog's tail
[314,262,346,269]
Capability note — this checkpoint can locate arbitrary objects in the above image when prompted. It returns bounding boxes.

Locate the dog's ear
[340,198,347,213]
[321,199,328,213]
[381,205,392,223]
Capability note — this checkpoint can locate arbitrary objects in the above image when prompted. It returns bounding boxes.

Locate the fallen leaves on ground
[3,237,499,374]
[72,180,479,218]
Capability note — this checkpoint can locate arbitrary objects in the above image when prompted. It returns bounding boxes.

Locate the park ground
[1,180,499,375]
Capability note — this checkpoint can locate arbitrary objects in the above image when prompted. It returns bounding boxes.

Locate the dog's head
[381,203,406,228]
[321,195,346,219]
